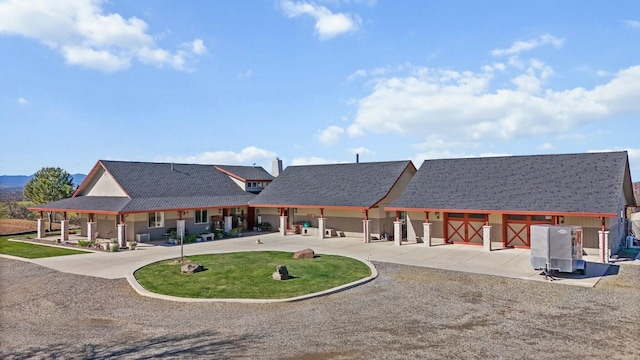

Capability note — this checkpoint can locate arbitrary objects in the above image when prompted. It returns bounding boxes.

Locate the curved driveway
[8,232,619,287]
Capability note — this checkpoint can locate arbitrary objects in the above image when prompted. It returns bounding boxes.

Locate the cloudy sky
[1,0,639,181]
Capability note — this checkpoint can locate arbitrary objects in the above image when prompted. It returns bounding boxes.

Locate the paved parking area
[11,232,625,287]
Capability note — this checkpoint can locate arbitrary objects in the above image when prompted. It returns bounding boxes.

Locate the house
[386,151,636,259]
[28,160,274,245]
[249,160,417,242]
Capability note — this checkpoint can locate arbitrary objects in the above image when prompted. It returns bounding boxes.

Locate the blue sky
[1,0,639,181]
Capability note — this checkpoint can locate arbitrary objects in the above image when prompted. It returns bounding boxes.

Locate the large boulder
[294,248,315,259]
[181,263,205,274]
[272,264,289,280]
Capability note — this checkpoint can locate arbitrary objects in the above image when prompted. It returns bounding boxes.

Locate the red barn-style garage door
[444,213,487,244]
[503,214,554,248]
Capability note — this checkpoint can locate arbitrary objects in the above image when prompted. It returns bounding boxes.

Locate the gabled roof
[387,151,634,216]
[250,160,415,209]
[31,160,261,213]
[214,165,275,182]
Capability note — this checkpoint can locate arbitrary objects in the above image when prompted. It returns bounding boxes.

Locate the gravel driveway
[1,257,639,359]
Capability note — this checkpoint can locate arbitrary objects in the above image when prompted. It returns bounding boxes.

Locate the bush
[77,240,94,248]
[184,234,199,243]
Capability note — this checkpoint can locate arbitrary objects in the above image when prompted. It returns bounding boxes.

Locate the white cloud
[0,0,205,72]
[348,146,374,156]
[317,125,344,145]
[539,142,554,150]
[280,0,361,39]
[348,43,640,147]
[160,146,277,165]
[238,69,253,79]
[17,97,29,105]
[490,34,563,57]
[291,156,335,165]
[624,20,640,29]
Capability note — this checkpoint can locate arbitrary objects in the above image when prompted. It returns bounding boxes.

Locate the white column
[598,230,610,264]
[423,223,432,247]
[60,220,69,241]
[37,218,46,239]
[483,225,492,252]
[87,221,96,241]
[224,216,233,233]
[117,223,126,247]
[394,221,402,246]
[279,216,287,236]
[363,219,371,243]
[318,217,326,239]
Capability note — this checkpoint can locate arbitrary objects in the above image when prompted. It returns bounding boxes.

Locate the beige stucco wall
[81,168,127,197]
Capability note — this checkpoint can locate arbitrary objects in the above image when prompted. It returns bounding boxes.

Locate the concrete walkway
[7,232,622,287]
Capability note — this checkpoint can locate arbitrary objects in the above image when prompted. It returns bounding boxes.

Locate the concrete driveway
[9,232,620,287]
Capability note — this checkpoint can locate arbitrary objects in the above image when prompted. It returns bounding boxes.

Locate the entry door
[445,213,486,244]
[504,215,554,248]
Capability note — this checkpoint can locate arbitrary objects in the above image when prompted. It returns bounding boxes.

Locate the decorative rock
[293,248,315,259]
[181,263,205,274]
[272,264,289,280]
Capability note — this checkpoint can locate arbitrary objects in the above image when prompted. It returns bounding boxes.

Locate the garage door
[445,213,487,244]
[503,215,554,248]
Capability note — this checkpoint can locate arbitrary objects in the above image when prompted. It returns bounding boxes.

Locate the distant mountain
[0,174,86,189]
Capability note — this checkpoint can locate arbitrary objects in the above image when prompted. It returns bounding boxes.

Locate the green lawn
[0,233,89,258]
[134,251,372,299]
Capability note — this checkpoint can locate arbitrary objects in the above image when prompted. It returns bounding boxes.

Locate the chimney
[356,153,359,163]
[272,157,283,177]
[171,163,174,171]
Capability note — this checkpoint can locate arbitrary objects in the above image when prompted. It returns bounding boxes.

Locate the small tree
[24,167,75,231]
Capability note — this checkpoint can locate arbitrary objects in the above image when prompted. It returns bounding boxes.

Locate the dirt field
[0,219,49,235]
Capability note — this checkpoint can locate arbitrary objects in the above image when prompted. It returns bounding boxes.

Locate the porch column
[117,222,126,248]
[60,220,69,242]
[318,216,326,239]
[363,219,371,243]
[598,230,610,264]
[423,222,432,247]
[279,216,287,236]
[394,221,402,246]
[87,219,96,241]
[483,225,492,252]
[37,218,46,239]
[224,216,233,233]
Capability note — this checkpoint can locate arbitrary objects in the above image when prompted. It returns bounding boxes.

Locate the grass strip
[0,233,89,258]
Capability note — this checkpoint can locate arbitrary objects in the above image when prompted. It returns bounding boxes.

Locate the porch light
[435,212,440,219]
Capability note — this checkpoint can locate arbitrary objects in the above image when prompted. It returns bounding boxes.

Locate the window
[148,212,164,228]
[195,209,208,224]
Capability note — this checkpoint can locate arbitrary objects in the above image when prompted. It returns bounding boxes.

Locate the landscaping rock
[272,264,289,280]
[294,248,315,259]
[181,263,205,274]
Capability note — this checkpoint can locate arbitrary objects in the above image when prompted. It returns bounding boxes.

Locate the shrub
[77,240,94,248]
[184,234,199,243]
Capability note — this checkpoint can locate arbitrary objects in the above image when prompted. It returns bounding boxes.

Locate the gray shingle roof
[250,161,415,208]
[215,165,275,181]
[31,161,261,213]
[101,161,249,198]
[387,151,633,215]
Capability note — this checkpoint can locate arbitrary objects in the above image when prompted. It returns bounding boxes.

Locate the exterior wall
[563,216,603,250]
[228,177,246,191]
[81,168,127,197]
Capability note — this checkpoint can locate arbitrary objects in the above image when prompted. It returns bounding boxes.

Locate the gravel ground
[1,258,639,360]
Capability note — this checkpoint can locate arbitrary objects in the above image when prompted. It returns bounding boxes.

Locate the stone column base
[423,223,432,247]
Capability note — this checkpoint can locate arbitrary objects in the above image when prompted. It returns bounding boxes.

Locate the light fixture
[435,212,440,219]
[559,216,564,224]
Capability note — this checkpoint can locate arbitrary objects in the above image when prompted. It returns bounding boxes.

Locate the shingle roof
[250,161,415,208]
[101,161,249,198]
[387,151,634,215]
[31,161,261,213]
[215,165,275,181]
